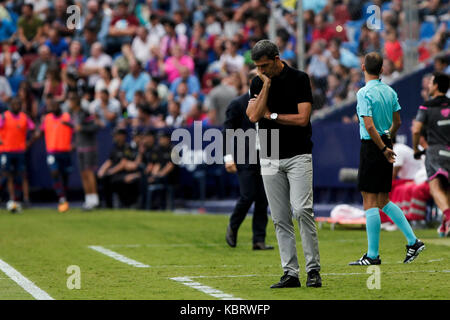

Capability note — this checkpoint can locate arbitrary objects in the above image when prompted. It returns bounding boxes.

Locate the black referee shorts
[357,135,393,193]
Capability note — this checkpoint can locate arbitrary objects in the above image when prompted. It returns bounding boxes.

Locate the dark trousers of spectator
[229,167,269,244]
[99,172,139,208]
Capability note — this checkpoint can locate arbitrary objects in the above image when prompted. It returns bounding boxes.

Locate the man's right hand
[225,161,237,173]
[383,147,396,163]
[257,71,270,85]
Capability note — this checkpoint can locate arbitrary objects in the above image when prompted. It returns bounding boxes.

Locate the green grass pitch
[0,208,449,300]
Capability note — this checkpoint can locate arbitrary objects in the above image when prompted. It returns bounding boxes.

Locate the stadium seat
[345,19,365,44]
[341,41,358,55]
[419,21,436,40]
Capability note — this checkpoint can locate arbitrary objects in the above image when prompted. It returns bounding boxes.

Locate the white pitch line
[170,277,243,300]
[0,258,54,300]
[88,246,150,268]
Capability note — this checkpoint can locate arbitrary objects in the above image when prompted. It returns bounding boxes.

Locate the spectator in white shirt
[219,40,244,74]
[95,66,121,99]
[132,26,155,65]
[89,88,121,127]
[82,42,113,88]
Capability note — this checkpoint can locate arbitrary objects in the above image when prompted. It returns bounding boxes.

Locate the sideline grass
[0,208,448,300]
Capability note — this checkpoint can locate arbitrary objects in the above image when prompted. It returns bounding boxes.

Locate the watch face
[270,113,277,120]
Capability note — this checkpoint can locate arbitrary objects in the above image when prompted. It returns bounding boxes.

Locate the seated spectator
[185,103,208,126]
[44,28,69,58]
[17,3,44,55]
[120,60,151,104]
[204,10,222,37]
[164,44,195,83]
[43,67,65,104]
[89,89,121,128]
[307,39,329,91]
[146,130,178,209]
[95,66,121,100]
[325,73,347,107]
[132,103,153,130]
[131,26,155,65]
[82,43,113,89]
[144,14,166,45]
[112,43,134,79]
[61,40,86,76]
[169,66,201,99]
[173,10,188,36]
[81,0,105,35]
[0,42,23,77]
[175,81,198,117]
[275,28,296,66]
[311,13,334,44]
[0,15,15,44]
[324,38,360,70]
[146,44,166,80]
[97,128,140,208]
[381,58,400,84]
[145,88,166,127]
[219,40,245,74]
[165,99,184,127]
[105,1,139,55]
[0,74,11,110]
[434,54,450,74]
[347,68,364,100]
[383,27,403,71]
[126,90,145,121]
[204,76,237,126]
[160,18,188,59]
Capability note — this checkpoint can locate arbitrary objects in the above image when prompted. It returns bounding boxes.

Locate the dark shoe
[306,270,322,288]
[349,253,381,266]
[252,242,274,250]
[225,225,237,248]
[270,272,301,289]
[404,239,425,263]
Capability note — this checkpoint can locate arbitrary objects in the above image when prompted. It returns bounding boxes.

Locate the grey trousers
[260,154,321,276]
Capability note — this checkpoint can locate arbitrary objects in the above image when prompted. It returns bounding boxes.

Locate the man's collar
[366,78,381,87]
[273,61,289,80]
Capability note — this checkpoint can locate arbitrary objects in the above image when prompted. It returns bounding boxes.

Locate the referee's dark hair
[432,72,450,94]
[364,52,383,76]
[251,40,279,61]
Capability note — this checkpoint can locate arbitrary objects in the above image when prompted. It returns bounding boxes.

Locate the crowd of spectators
[0,0,449,208]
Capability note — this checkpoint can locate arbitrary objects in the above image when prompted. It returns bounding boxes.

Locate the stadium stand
[0,0,448,217]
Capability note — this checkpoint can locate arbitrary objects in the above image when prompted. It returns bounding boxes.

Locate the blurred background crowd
[0,0,449,210]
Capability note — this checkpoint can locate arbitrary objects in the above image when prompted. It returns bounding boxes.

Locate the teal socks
[383,201,417,246]
[365,208,381,259]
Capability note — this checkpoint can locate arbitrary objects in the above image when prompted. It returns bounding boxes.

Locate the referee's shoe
[349,253,381,266]
[403,239,425,263]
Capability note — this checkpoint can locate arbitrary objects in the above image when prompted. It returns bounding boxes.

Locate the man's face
[114,133,126,145]
[254,56,278,78]
[428,76,438,96]
[11,102,21,114]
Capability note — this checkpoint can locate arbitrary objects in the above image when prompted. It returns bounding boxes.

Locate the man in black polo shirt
[246,40,321,288]
[412,72,450,237]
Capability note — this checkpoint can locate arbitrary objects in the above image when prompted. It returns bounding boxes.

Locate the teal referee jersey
[356,79,401,140]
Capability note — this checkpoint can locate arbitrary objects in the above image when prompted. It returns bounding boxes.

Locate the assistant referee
[350,52,425,266]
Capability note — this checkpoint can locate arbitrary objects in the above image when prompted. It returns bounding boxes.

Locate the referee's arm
[362,115,396,163]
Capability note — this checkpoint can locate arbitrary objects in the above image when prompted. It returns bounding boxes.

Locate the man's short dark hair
[364,52,383,76]
[251,40,280,61]
[432,72,450,94]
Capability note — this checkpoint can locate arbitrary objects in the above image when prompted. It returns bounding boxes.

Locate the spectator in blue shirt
[169,66,201,99]
[120,60,151,104]
[0,18,15,43]
[44,28,69,58]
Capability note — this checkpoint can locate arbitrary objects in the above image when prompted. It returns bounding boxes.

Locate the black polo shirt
[415,95,450,147]
[250,61,313,159]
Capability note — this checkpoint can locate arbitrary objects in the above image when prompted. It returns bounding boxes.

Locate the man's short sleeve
[415,105,428,123]
[392,91,401,112]
[297,72,313,104]
[357,92,372,117]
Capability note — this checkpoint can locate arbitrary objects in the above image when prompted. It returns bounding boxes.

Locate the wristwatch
[270,113,278,120]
